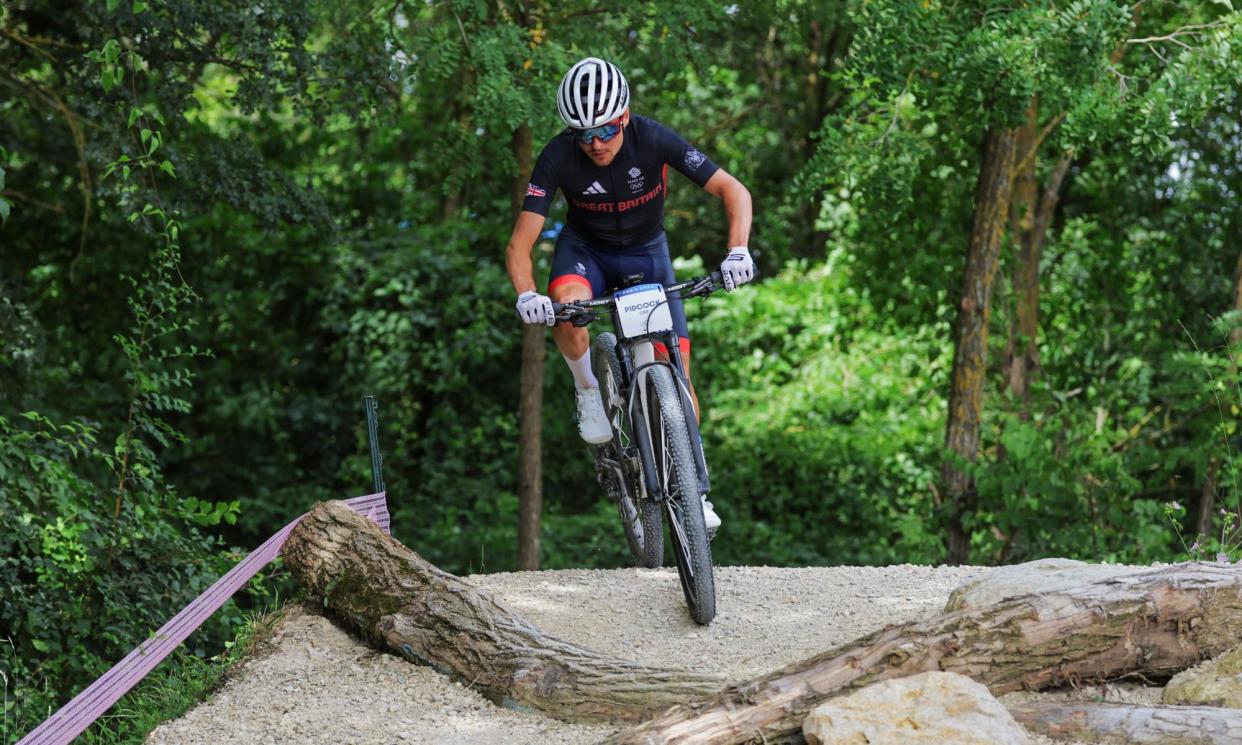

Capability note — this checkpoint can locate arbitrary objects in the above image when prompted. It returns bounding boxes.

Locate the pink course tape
[18,492,390,745]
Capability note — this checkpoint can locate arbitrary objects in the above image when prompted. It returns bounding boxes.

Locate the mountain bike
[552,272,723,625]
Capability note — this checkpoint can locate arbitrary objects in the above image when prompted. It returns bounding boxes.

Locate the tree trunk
[282,501,722,721]
[942,127,1019,564]
[1231,248,1242,354]
[1005,103,1040,401]
[606,562,1242,744]
[1005,146,1073,402]
[512,122,545,571]
[1004,96,1074,405]
[799,19,848,259]
[1197,464,1218,540]
[1008,701,1242,745]
[517,324,546,571]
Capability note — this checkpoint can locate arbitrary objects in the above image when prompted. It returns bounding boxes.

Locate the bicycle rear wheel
[643,363,715,624]
[592,333,663,568]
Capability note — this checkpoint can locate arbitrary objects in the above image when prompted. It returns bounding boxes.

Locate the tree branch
[0,190,68,214]
[1009,701,1242,744]
[1,28,57,62]
[1032,153,1073,242]
[0,29,85,51]
[0,71,94,263]
[550,7,611,23]
[1127,22,1228,46]
[1012,111,1066,177]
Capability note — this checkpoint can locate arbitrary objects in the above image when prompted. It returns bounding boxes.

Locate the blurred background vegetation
[1,0,1240,740]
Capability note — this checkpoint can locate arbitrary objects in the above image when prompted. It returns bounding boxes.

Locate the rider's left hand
[721,246,755,292]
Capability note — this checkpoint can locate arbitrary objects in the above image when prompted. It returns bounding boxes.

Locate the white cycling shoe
[575,387,613,445]
[702,497,720,540]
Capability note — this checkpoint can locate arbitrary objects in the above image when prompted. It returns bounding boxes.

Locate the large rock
[802,671,1029,745]
[945,558,1151,611]
[1164,642,1242,707]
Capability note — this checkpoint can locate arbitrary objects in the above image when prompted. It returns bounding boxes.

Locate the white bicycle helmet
[556,57,630,129]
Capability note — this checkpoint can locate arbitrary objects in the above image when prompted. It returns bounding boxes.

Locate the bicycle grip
[512,300,563,323]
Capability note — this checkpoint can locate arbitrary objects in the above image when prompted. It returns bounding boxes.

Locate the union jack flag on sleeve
[526,183,547,198]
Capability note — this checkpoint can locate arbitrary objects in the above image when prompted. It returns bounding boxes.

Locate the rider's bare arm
[505,210,548,295]
[703,169,752,249]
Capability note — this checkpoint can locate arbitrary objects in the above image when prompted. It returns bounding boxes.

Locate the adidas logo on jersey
[582,181,607,195]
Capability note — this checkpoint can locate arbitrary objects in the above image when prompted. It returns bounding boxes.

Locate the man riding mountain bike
[505,56,755,535]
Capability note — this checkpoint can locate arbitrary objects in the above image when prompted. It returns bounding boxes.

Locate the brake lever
[687,274,718,298]
[552,301,594,326]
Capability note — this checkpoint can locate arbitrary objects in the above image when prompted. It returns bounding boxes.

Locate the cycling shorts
[548,226,690,348]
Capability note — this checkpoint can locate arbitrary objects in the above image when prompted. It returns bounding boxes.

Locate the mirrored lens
[574,122,621,144]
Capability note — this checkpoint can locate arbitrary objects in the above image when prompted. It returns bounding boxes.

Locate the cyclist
[506,57,755,534]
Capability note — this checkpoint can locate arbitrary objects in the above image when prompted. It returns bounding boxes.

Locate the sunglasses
[572,117,624,145]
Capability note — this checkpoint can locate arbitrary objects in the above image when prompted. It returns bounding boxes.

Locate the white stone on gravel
[804,671,1029,745]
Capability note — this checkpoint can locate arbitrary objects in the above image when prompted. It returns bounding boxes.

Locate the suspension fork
[626,340,664,501]
[665,338,711,496]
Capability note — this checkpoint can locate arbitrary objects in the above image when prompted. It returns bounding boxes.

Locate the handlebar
[551,271,726,326]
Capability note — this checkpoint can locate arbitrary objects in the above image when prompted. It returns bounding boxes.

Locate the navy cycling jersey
[521,115,720,249]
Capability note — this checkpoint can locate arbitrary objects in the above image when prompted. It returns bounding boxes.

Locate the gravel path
[147,564,1151,744]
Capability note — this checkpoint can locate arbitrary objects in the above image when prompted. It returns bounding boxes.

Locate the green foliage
[3,0,1242,738]
[77,605,275,745]
[0,244,249,743]
[968,322,1240,565]
[971,407,1150,563]
[803,1,1240,217]
[0,407,239,742]
[693,260,951,566]
[316,225,526,571]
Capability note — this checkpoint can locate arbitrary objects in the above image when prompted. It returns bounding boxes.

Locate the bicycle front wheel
[643,363,716,624]
[593,333,663,568]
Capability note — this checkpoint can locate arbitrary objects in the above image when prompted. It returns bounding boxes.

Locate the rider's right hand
[516,290,556,326]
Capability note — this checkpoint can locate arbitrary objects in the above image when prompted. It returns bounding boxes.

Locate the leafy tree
[803,0,1241,562]
[0,0,390,736]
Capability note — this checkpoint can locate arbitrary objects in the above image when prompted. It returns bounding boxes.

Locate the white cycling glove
[721,246,755,292]
[516,290,555,326]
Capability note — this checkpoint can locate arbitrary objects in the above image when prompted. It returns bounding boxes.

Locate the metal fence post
[365,395,385,495]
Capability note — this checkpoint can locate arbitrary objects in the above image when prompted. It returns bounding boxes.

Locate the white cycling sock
[563,348,599,389]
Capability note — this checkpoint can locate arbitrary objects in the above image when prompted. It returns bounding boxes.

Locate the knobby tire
[644,364,716,624]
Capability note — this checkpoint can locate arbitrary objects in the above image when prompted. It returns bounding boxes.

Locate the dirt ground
[148,563,1162,744]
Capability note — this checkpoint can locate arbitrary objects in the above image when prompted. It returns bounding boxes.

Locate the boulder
[1164,642,1242,707]
[946,558,1151,611]
[802,671,1029,745]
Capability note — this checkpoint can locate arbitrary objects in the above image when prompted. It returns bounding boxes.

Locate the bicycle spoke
[666,500,694,584]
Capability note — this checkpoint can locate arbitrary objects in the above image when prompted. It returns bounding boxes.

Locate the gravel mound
[147,563,1124,744]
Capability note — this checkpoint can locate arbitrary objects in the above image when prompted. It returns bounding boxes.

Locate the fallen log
[605,562,1242,744]
[281,500,722,723]
[284,503,1242,743]
[1007,701,1242,744]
